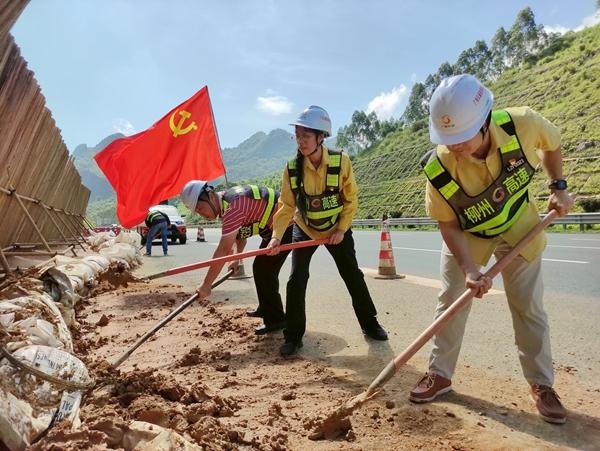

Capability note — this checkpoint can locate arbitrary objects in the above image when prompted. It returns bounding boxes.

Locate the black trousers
[284,225,378,343]
[252,225,293,326]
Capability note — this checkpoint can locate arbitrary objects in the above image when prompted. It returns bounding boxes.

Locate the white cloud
[366,85,408,120]
[579,11,600,30]
[545,11,600,35]
[256,95,293,116]
[544,24,570,35]
[112,118,135,135]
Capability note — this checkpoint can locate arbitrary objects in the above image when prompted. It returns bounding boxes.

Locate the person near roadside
[267,105,388,358]
[144,209,170,256]
[181,181,293,335]
[413,74,573,424]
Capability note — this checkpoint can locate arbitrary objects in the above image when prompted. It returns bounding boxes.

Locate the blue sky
[11,1,600,151]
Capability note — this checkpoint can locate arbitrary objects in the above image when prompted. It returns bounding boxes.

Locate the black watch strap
[548,179,567,190]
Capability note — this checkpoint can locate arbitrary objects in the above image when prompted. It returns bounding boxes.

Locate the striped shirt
[220,193,275,238]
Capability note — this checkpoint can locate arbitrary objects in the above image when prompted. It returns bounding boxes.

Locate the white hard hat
[180,180,209,211]
[429,74,494,145]
[290,105,332,137]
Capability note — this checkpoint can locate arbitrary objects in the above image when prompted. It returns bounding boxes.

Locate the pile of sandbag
[0,231,142,450]
[0,292,92,450]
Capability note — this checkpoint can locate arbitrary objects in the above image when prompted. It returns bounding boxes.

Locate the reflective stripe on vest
[221,185,278,239]
[147,211,165,224]
[287,150,344,231]
[422,109,536,238]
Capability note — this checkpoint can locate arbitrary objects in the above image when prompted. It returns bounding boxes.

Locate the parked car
[138,205,187,245]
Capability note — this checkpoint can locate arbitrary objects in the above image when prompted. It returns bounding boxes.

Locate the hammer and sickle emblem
[169,109,198,137]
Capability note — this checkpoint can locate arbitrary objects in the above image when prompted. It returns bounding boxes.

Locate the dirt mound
[89,267,139,296]
[28,280,600,450]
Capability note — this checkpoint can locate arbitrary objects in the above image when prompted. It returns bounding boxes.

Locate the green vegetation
[342,12,600,217]
[86,198,117,225]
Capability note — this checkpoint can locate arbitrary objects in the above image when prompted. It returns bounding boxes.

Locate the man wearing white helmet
[413,74,573,424]
[180,180,293,335]
[267,105,388,357]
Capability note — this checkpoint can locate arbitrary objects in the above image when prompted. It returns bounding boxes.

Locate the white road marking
[542,258,588,264]
[547,245,600,250]
[393,247,589,264]
[568,238,600,242]
[393,246,441,253]
[362,270,505,294]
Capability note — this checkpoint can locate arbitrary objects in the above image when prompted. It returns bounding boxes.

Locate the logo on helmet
[440,114,454,129]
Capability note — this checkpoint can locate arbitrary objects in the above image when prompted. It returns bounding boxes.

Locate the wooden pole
[11,189,54,254]
[364,210,560,396]
[42,205,77,256]
[65,213,90,244]
[147,239,329,280]
[0,247,10,275]
[81,215,97,233]
[51,208,86,251]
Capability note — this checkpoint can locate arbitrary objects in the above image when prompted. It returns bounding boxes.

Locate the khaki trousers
[429,241,554,386]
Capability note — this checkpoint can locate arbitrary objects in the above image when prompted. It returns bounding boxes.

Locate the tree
[437,62,454,79]
[507,7,546,66]
[454,40,492,80]
[490,26,509,78]
[336,110,386,152]
[402,83,428,124]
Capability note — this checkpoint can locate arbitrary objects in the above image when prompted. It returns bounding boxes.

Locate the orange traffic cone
[374,219,404,279]
[196,226,206,242]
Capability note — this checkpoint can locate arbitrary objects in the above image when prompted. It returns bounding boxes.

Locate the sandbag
[0,345,92,450]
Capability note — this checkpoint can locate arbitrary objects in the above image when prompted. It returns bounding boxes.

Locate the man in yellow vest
[413,74,573,424]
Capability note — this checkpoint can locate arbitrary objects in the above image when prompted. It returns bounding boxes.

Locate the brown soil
[30,280,600,450]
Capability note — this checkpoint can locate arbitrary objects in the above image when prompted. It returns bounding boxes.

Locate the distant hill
[72,133,123,202]
[221,128,297,182]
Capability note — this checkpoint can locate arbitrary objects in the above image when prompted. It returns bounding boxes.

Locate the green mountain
[349,24,600,218]
[221,128,296,182]
[72,133,123,202]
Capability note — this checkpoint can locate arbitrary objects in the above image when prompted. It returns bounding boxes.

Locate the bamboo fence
[0,1,91,273]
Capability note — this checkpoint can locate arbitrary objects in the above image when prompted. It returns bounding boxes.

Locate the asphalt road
[147,227,600,301]
[134,227,599,448]
[137,227,600,380]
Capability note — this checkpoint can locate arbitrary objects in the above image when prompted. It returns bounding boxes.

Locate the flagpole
[206,87,230,188]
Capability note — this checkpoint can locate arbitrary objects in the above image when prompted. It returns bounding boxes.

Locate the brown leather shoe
[409,372,452,403]
[530,384,567,424]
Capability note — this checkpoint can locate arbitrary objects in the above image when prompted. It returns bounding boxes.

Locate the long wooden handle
[366,210,559,394]
[112,269,234,368]
[146,238,329,280]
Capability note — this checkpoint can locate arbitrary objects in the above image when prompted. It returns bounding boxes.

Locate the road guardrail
[351,213,600,231]
[186,213,599,231]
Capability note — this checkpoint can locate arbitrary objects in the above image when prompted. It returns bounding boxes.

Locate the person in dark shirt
[145,210,171,256]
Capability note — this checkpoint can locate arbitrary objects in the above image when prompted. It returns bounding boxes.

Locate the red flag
[94,86,225,228]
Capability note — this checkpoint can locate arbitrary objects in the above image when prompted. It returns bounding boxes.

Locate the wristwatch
[547,179,567,190]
